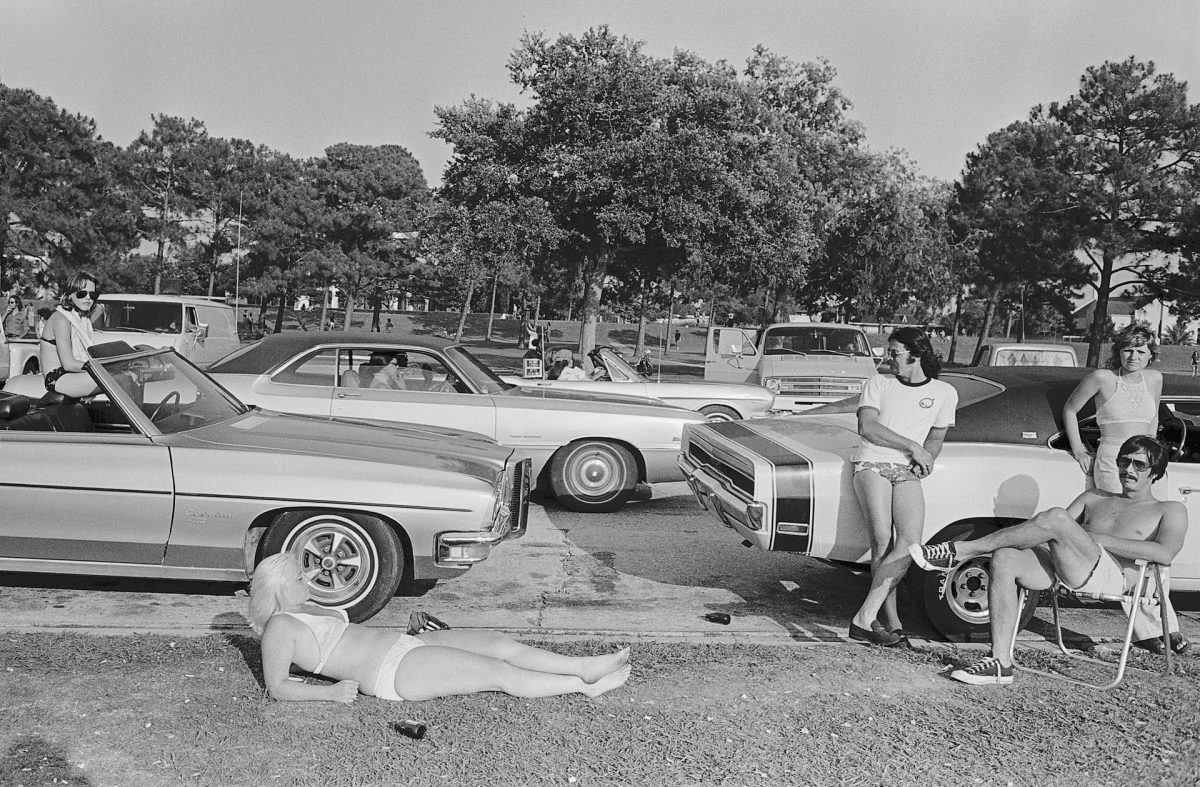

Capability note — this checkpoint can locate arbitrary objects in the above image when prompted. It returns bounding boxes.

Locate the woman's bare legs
[393,645,631,701]
[851,472,924,632]
[417,629,629,683]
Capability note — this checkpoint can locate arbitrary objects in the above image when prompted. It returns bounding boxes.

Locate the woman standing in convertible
[38,271,102,398]
[249,554,631,703]
[848,327,958,647]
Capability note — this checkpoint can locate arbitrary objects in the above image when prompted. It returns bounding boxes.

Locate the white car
[679,366,1200,640]
[502,346,779,421]
[207,332,707,513]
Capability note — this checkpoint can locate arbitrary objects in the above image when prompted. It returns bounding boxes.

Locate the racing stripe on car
[714,421,813,553]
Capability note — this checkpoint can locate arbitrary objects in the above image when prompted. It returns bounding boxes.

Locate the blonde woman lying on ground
[248,553,631,703]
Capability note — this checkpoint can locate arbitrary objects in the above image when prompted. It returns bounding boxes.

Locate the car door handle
[1181,487,1198,496]
[336,392,362,398]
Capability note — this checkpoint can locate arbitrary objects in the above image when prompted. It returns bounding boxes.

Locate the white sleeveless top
[56,306,97,362]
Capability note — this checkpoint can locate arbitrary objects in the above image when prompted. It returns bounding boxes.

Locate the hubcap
[943,558,992,625]
[286,518,376,607]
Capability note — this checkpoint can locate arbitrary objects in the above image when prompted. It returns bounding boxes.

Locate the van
[92,295,240,367]
[705,322,878,412]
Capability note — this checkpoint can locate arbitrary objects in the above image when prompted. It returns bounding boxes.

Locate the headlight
[763,377,781,394]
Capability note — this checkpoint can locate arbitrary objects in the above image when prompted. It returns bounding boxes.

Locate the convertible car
[501,346,779,421]
[0,345,530,622]
[678,366,1200,640]
[207,333,706,513]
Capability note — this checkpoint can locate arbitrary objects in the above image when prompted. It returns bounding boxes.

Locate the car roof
[209,331,456,374]
[944,366,1200,444]
[979,342,1074,351]
[99,294,231,306]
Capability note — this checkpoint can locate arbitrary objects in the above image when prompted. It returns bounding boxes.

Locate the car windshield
[760,326,871,357]
[97,348,249,434]
[94,300,184,333]
[595,348,640,381]
[444,346,513,394]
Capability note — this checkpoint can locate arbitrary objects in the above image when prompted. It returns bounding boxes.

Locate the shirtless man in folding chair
[909,435,1188,685]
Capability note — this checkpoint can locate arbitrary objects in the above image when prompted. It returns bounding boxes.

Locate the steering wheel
[149,390,181,422]
[1159,416,1189,460]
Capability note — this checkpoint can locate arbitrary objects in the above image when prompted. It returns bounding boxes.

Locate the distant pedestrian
[385,318,394,333]
[674,329,681,346]
[1192,350,1198,377]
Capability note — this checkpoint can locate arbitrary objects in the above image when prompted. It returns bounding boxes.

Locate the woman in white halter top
[38,271,102,399]
[1062,324,1187,655]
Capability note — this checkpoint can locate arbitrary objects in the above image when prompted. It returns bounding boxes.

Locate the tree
[123,116,214,293]
[315,143,429,331]
[1038,57,1200,366]
[811,152,957,324]
[0,83,136,291]
[951,120,1083,355]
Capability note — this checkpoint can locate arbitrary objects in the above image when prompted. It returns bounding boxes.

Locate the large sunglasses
[73,289,98,300]
[1116,456,1151,473]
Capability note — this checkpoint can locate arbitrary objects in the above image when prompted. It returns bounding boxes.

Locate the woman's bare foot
[579,647,630,683]
[582,663,631,697]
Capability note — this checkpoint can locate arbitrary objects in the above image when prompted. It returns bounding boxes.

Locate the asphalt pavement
[3,482,1196,650]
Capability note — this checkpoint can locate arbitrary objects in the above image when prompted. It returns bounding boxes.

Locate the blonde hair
[247,553,300,635]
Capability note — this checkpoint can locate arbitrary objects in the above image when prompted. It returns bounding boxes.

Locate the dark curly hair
[889,326,942,379]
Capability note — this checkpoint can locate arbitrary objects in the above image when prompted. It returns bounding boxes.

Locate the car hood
[700,412,860,455]
[166,408,512,482]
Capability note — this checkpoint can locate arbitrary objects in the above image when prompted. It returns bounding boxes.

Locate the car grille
[508,458,531,537]
[775,377,865,398]
[687,437,755,499]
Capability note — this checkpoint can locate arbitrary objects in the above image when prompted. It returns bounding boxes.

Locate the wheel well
[933,517,1023,539]
[243,507,415,583]
[545,437,646,482]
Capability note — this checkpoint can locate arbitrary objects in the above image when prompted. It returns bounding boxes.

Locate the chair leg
[1152,564,1174,675]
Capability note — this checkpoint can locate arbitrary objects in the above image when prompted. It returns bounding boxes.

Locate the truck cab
[704,322,878,412]
[92,295,240,367]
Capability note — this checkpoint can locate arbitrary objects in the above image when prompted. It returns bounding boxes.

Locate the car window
[940,374,1006,408]
[271,348,338,386]
[992,348,1076,366]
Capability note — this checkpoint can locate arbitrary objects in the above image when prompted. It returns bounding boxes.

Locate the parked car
[10,295,242,378]
[0,345,530,622]
[501,346,779,421]
[704,322,878,412]
[91,294,241,366]
[678,366,1200,640]
[207,332,706,513]
[970,342,1078,367]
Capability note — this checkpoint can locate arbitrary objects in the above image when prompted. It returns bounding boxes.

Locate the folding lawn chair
[1010,559,1175,690]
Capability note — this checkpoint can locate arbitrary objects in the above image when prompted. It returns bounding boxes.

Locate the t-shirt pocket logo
[919,397,935,409]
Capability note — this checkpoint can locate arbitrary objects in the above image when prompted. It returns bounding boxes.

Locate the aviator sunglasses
[1116,456,1151,473]
[73,289,97,299]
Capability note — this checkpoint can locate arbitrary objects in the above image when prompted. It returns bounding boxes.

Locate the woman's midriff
[1100,421,1153,444]
[317,626,406,687]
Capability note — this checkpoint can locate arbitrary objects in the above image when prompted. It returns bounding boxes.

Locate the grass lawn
[2,633,1198,786]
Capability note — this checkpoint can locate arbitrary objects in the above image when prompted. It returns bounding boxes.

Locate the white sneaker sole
[949,669,1013,685]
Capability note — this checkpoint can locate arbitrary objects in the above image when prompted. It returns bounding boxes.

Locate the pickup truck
[704,322,878,412]
[4,294,240,380]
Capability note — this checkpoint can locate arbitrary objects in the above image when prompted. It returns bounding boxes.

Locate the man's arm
[1094,501,1189,566]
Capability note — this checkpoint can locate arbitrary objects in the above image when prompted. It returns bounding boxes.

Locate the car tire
[260,511,404,622]
[699,404,741,422]
[908,519,1038,642]
[549,440,638,513]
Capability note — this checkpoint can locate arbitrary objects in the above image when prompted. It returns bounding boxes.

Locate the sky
[2,0,1198,187]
